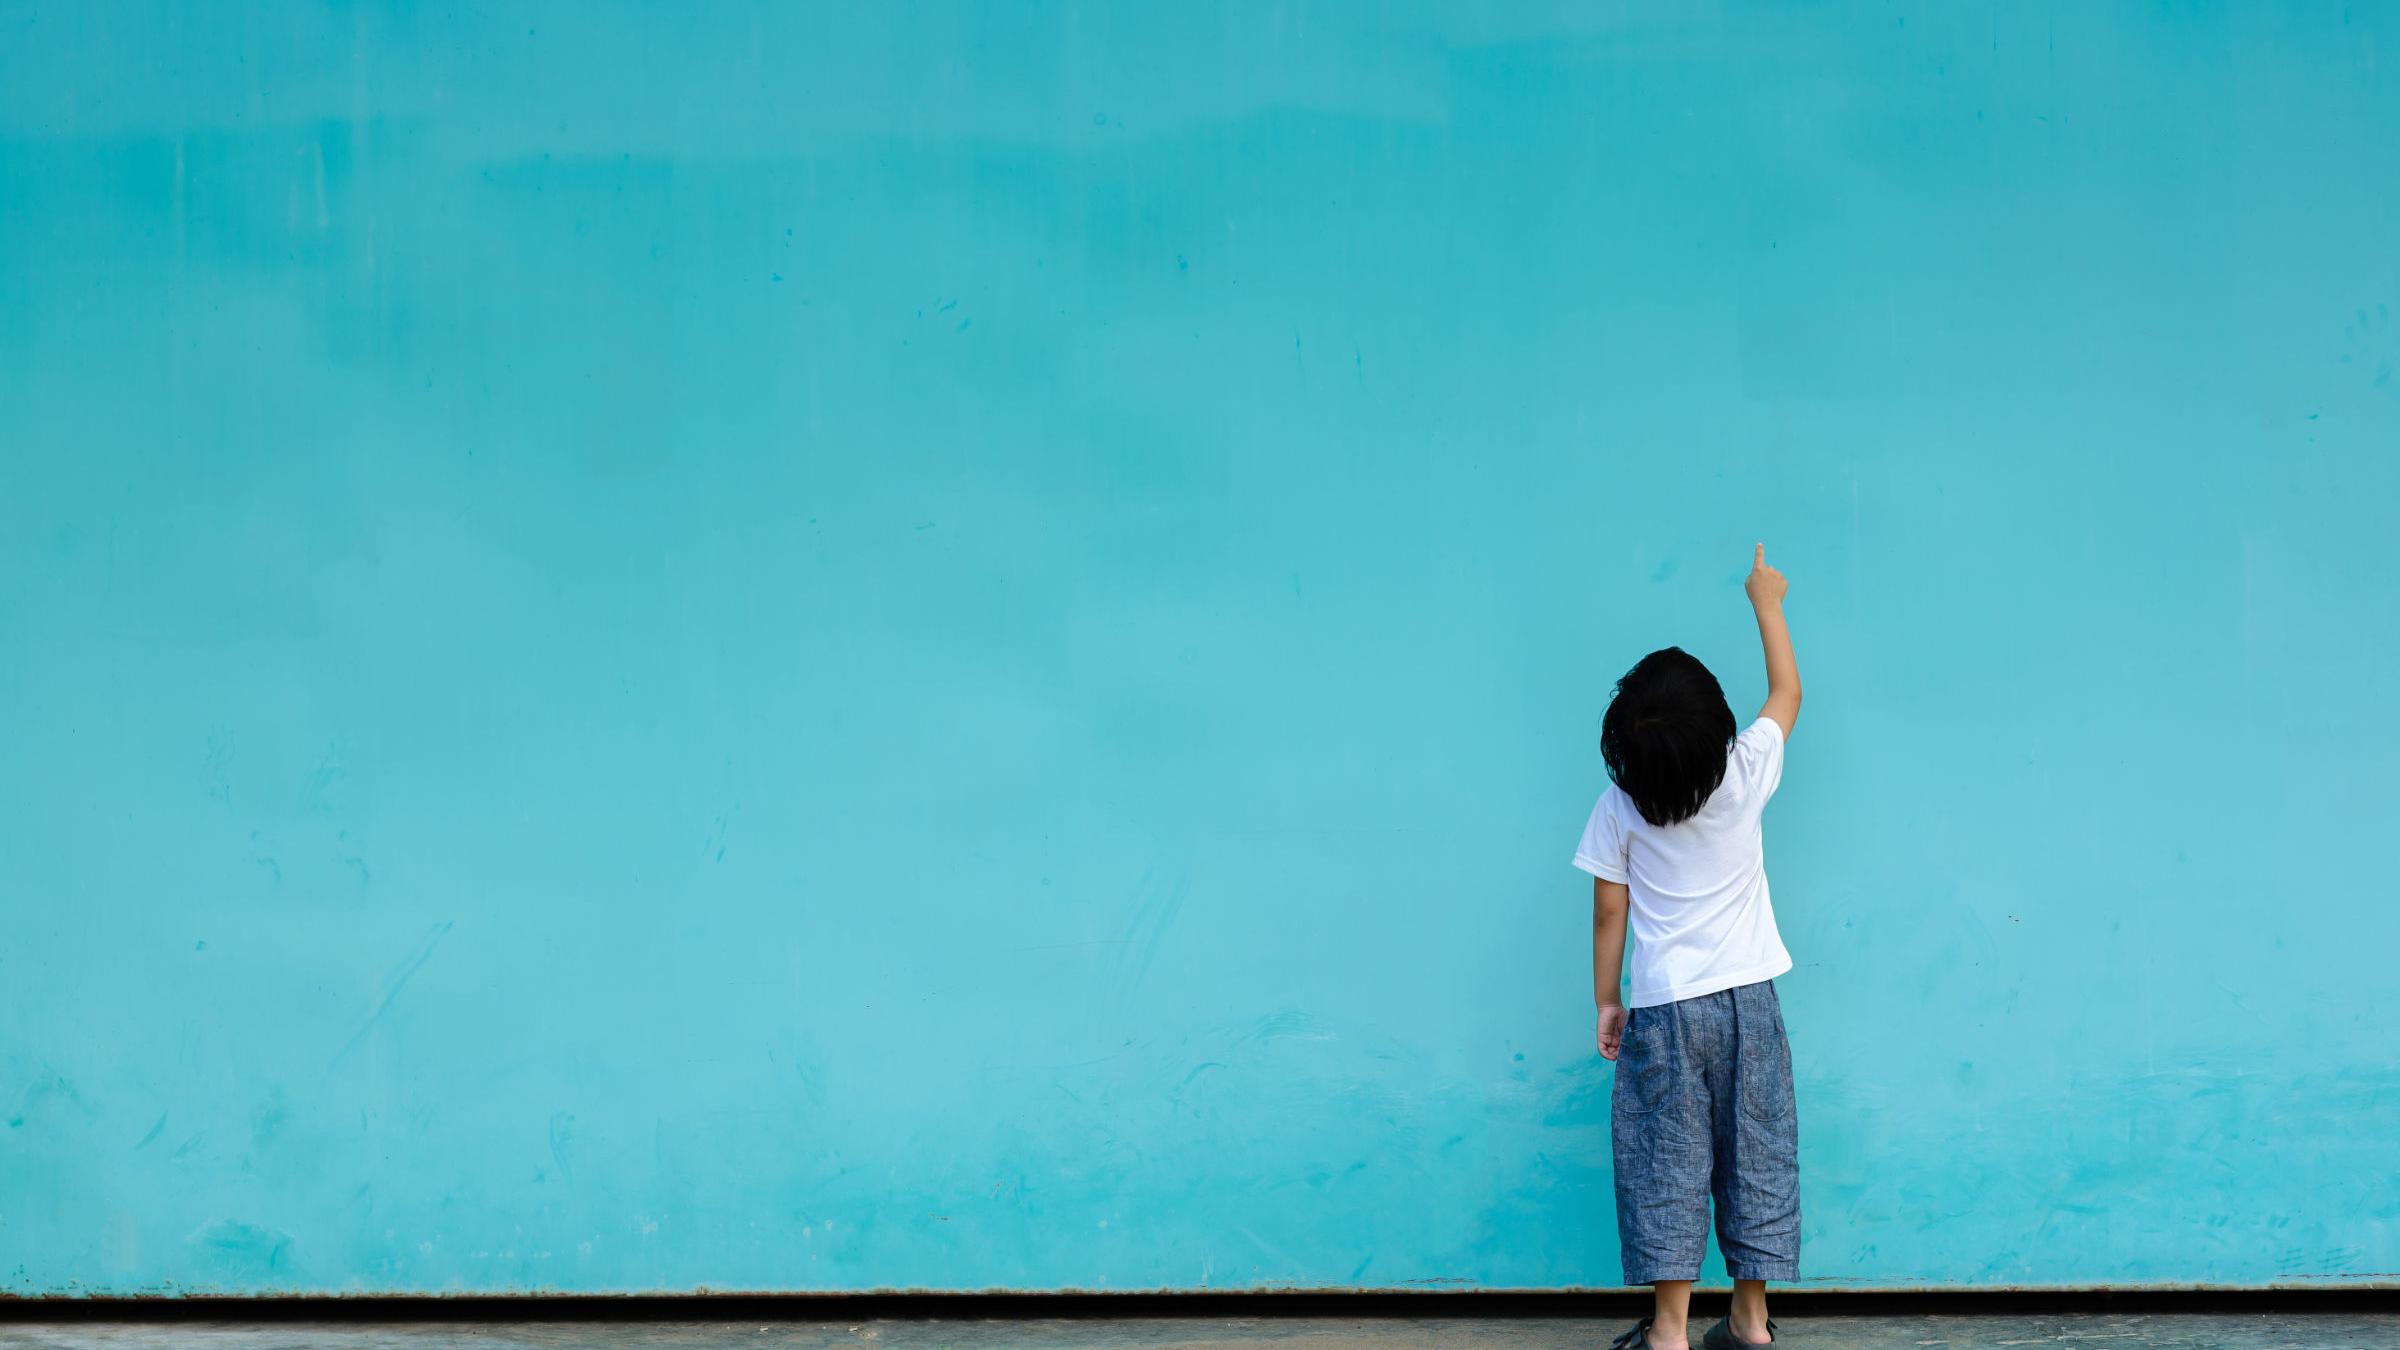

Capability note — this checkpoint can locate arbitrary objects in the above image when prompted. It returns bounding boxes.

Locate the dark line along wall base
[3,1289,2396,1321]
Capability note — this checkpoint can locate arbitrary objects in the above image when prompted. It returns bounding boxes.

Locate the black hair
[1600,646,1737,827]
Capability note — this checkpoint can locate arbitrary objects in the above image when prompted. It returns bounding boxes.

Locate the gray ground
[3,1313,2398,1349]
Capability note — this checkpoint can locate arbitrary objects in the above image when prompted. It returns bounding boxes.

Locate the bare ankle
[1646,1277,1694,1345]
[1728,1281,1772,1343]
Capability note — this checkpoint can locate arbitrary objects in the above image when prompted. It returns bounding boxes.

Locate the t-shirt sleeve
[1730,715,1787,805]
[1571,789,1630,883]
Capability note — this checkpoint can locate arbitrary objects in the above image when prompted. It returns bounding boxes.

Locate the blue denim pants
[1612,978,1800,1284]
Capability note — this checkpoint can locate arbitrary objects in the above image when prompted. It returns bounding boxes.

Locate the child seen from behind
[1577,544,1803,1349]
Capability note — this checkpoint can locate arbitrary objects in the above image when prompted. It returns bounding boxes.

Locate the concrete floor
[3,1314,2398,1349]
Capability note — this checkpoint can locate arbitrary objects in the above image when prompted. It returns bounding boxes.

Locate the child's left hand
[1596,1004,1628,1060]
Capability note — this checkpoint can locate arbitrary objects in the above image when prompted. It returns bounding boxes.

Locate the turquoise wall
[4,1,2396,1296]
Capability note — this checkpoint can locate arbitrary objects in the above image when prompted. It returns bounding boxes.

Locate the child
[1578,543,1801,1350]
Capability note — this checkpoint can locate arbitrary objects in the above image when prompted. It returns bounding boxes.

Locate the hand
[1596,1003,1628,1060]
[1745,541,1787,608]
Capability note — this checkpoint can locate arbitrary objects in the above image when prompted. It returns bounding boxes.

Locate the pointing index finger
[1753,542,1766,568]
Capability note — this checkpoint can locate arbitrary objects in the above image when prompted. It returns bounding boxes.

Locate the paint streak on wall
[2,1,2397,1295]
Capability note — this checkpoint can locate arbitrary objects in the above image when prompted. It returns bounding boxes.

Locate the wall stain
[329,921,456,1065]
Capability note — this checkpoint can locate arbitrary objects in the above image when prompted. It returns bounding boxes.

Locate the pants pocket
[1739,998,1795,1123]
[1613,1006,1674,1119]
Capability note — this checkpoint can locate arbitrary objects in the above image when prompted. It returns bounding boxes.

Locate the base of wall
[5,1287,2395,1319]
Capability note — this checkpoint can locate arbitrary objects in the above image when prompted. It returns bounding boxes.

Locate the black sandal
[1611,1317,1659,1350]
[1701,1313,1777,1347]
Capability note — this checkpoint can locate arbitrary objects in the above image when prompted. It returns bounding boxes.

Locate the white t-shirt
[1572,715,1794,1008]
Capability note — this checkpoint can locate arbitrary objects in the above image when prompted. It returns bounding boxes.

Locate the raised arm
[1747,542,1801,739]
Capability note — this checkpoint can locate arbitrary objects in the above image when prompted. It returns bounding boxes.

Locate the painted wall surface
[4,1,2397,1297]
